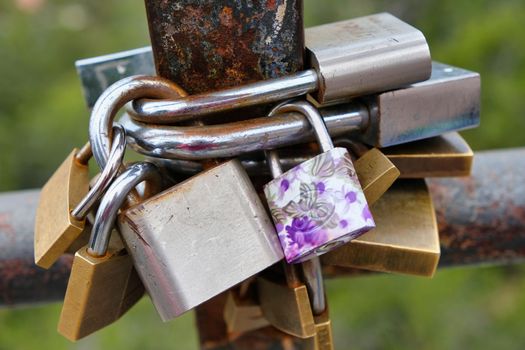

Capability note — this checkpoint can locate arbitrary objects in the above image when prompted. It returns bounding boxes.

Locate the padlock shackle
[120,98,360,161]
[71,125,127,221]
[88,162,162,257]
[130,70,319,123]
[269,100,334,153]
[89,75,186,170]
[301,257,326,315]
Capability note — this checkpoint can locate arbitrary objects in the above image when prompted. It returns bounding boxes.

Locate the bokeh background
[1,0,524,349]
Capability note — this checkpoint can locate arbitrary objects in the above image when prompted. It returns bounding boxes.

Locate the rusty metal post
[0,190,72,307]
[144,0,304,94]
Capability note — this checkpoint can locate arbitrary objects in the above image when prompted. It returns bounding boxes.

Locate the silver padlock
[263,101,375,263]
[117,159,284,321]
[130,12,431,121]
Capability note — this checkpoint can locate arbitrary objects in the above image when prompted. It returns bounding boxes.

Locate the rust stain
[145,0,304,94]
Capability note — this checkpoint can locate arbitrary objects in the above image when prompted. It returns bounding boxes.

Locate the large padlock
[58,162,161,341]
[264,101,374,263]
[117,159,283,321]
[34,125,126,268]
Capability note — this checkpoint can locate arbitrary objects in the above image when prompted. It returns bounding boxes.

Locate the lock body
[118,160,283,321]
[58,239,144,341]
[353,148,400,204]
[264,147,374,263]
[322,180,440,276]
[34,149,89,268]
[382,132,474,178]
[306,12,431,104]
[223,289,270,336]
[257,275,315,338]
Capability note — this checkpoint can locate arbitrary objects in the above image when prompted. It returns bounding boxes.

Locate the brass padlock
[58,162,161,341]
[34,125,126,269]
[353,148,400,205]
[322,180,440,277]
[381,132,474,178]
[258,263,316,338]
[223,281,270,337]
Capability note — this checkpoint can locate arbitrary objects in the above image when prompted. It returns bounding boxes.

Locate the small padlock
[58,161,161,341]
[322,180,440,277]
[117,159,283,321]
[264,100,375,263]
[34,125,126,268]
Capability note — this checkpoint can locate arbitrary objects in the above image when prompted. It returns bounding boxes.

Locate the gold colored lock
[381,132,473,178]
[34,145,91,269]
[322,180,440,277]
[258,264,316,338]
[58,235,144,341]
[35,126,126,269]
[354,148,400,205]
[58,162,161,341]
[301,308,334,350]
[223,282,270,337]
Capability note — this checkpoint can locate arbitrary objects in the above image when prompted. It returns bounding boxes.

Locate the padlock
[258,263,316,338]
[130,12,431,121]
[34,125,126,269]
[322,180,440,277]
[117,159,283,321]
[380,132,474,178]
[58,161,161,341]
[264,100,374,263]
[353,148,400,205]
[223,282,270,337]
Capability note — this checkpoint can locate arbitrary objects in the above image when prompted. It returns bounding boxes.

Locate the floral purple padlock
[263,100,375,263]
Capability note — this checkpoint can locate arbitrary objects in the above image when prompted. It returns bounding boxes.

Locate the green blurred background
[0,0,524,349]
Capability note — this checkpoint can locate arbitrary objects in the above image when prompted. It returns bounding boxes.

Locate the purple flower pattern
[264,147,375,263]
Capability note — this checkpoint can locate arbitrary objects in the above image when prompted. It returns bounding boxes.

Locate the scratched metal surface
[144,0,304,95]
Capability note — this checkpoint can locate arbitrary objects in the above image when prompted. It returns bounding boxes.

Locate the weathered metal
[429,148,525,267]
[0,189,72,307]
[2,149,525,309]
[144,0,304,94]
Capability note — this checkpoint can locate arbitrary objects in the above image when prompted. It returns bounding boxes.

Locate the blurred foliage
[0,0,524,349]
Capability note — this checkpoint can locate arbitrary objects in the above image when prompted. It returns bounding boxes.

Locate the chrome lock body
[118,159,283,321]
[264,101,374,263]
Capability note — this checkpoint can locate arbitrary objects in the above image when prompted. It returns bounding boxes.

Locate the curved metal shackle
[87,162,162,257]
[119,101,365,160]
[89,75,187,170]
[301,257,326,315]
[129,69,319,123]
[270,100,334,153]
[71,125,127,220]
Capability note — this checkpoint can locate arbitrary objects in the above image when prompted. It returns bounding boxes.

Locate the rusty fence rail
[1,147,524,308]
